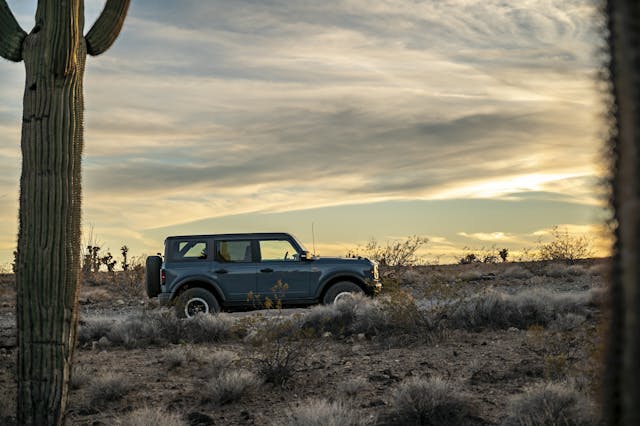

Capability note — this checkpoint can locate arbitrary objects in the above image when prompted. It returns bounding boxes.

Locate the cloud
[0,0,607,263]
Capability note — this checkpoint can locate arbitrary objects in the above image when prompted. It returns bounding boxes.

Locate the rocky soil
[0,259,607,425]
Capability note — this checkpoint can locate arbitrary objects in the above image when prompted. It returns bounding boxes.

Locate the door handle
[260,268,273,273]
[214,269,228,274]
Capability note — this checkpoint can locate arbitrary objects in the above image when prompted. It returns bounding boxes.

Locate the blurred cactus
[604,0,640,424]
[0,1,130,424]
[121,245,130,271]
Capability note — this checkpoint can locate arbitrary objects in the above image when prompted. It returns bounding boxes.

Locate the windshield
[289,233,308,253]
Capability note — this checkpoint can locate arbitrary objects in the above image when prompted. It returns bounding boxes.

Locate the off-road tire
[145,256,162,298]
[322,281,364,304]
[176,288,220,318]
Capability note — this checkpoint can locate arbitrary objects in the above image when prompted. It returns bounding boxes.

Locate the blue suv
[145,232,381,318]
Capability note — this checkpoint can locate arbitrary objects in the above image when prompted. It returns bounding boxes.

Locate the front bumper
[368,280,382,295]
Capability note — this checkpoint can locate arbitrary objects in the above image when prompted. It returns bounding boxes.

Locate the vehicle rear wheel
[145,256,162,298]
[176,288,220,318]
[322,281,364,305]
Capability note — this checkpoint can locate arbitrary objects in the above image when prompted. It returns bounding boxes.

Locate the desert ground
[0,259,606,425]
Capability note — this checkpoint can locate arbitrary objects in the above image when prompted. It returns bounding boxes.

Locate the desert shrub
[347,235,428,266]
[537,227,594,263]
[86,373,134,409]
[161,347,188,370]
[253,338,307,387]
[206,370,260,405]
[455,269,484,282]
[295,291,432,344]
[545,262,588,278]
[299,294,366,336]
[116,407,186,426]
[391,376,472,426]
[81,310,234,348]
[281,398,369,426]
[70,365,93,389]
[544,354,569,380]
[501,265,533,279]
[549,313,587,331]
[77,317,116,345]
[200,349,237,375]
[182,312,234,343]
[162,345,237,378]
[338,377,370,398]
[502,382,597,426]
[439,288,592,331]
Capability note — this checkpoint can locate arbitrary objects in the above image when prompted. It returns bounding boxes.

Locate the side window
[216,240,253,263]
[260,240,299,261]
[169,240,208,261]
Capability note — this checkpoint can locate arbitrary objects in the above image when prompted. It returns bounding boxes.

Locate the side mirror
[299,251,313,261]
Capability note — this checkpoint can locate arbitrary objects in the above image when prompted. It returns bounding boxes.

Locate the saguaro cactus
[605,0,640,424]
[0,1,130,424]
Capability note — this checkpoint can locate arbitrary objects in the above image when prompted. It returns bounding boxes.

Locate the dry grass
[280,398,371,426]
[502,382,597,426]
[440,288,595,331]
[85,373,135,409]
[206,370,261,405]
[79,310,234,348]
[338,377,371,398]
[116,407,186,426]
[391,376,472,426]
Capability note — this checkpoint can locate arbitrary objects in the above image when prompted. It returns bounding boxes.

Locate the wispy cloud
[0,0,607,262]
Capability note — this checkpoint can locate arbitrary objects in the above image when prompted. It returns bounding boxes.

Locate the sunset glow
[0,0,610,266]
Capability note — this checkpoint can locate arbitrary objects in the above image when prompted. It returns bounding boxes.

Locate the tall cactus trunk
[0,1,130,424]
[15,5,86,425]
[605,0,640,424]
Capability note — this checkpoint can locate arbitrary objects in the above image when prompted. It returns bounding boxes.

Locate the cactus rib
[85,0,131,56]
[0,0,26,62]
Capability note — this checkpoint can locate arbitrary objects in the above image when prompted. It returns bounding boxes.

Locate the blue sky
[0,0,609,265]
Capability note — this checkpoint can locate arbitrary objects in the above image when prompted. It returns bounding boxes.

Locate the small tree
[537,226,594,263]
[353,235,428,266]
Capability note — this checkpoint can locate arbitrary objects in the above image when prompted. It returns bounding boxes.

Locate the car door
[256,238,313,301]
[211,239,257,302]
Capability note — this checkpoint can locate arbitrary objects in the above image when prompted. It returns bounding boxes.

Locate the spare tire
[145,256,162,298]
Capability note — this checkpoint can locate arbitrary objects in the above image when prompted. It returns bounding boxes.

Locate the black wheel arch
[318,274,368,301]
[170,278,225,305]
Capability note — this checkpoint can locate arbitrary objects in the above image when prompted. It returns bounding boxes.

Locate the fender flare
[169,275,226,303]
[316,272,367,299]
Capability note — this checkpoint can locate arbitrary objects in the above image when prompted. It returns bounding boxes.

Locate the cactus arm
[0,0,26,62]
[85,0,130,56]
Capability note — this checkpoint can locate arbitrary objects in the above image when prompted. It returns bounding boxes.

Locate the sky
[0,0,610,267]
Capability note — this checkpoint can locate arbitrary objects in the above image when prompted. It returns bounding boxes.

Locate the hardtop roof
[165,232,295,241]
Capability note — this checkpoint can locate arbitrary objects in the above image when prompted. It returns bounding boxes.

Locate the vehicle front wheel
[322,281,364,305]
[175,288,220,318]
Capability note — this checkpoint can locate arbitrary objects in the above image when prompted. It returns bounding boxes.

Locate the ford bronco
[145,232,381,318]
